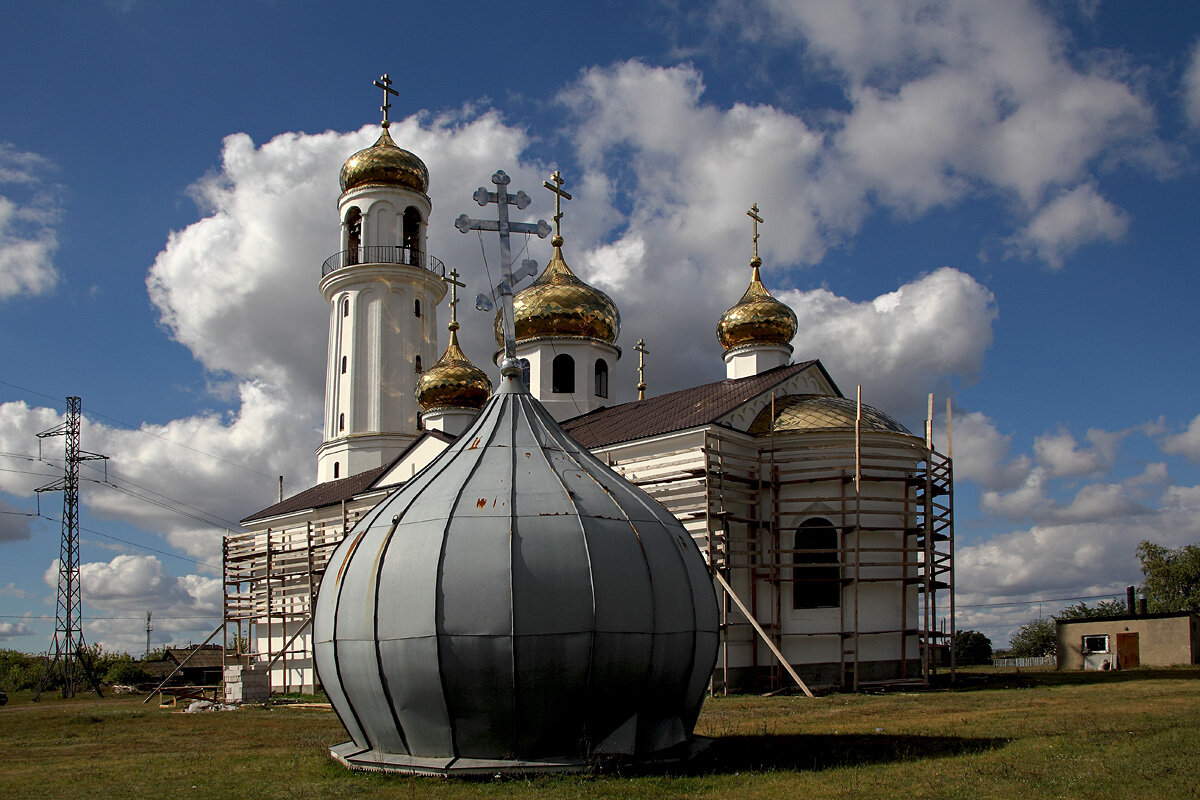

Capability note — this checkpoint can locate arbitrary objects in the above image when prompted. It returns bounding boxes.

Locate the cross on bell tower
[373,74,398,128]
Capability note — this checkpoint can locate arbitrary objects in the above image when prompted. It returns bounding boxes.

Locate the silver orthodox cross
[455,170,551,365]
[373,74,398,128]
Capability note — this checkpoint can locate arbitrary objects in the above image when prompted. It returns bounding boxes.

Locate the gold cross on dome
[445,268,465,323]
[543,170,573,242]
[635,338,649,401]
[373,74,399,128]
[747,203,764,261]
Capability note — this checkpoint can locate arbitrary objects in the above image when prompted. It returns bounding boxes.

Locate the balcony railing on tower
[321,246,446,278]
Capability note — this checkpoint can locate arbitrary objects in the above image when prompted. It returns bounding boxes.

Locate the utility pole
[145,611,153,660]
[33,397,108,700]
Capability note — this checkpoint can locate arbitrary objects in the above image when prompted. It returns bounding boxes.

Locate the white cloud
[1009,184,1128,269]
[1161,413,1200,462]
[0,143,59,300]
[1033,426,1124,477]
[0,621,34,639]
[943,410,1031,490]
[778,268,997,420]
[707,0,1165,266]
[0,582,28,598]
[1183,38,1200,128]
[52,554,222,653]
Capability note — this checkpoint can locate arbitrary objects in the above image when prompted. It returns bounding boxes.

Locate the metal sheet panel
[438,514,513,636]
[377,636,453,757]
[438,633,515,758]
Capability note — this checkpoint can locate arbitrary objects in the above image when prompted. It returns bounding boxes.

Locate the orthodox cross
[635,338,649,401]
[747,203,763,263]
[444,268,465,328]
[373,74,398,128]
[542,170,573,243]
[455,170,551,364]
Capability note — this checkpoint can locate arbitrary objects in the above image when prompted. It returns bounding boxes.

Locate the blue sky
[1,1,1198,653]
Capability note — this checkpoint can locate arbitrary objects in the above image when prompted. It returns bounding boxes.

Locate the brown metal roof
[240,431,457,524]
[562,361,833,448]
[241,464,390,523]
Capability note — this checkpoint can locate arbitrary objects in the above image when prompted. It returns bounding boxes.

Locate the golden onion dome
[416,324,493,411]
[716,258,798,351]
[747,394,911,437]
[494,242,620,345]
[339,127,429,194]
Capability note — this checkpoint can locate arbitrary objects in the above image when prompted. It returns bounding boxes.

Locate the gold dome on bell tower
[338,74,429,195]
[717,203,797,352]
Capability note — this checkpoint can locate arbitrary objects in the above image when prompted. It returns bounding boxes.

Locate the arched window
[594,358,609,398]
[340,355,347,374]
[415,355,423,373]
[793,517,840,609]
[345,208,362,265]
[519,358,531,390]
[403,207,422,265]
[338,413,345,432]
[552,354,575,393]
[414,298,422,318]
[342,297,350,318]
[333,462,340,479]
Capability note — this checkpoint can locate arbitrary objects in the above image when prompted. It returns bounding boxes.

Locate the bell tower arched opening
[345,207,362,265]
[403,206,422,265]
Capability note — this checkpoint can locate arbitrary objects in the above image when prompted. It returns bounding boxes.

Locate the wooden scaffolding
[222,503,364,692]
[608,427,954,693]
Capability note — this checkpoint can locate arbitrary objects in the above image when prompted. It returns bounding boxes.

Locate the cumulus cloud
[1184,38,1200,128]
[44,554,222,652]
[0,389,311,563]
[943,410,1030,490]
[1033,426,1125,477]
[0,621,34,640]
[777,268,997,420]
[700,0,1166,265]
[1161,413,1200,462]
[0,142,60,300]
[1009,184,1129,269]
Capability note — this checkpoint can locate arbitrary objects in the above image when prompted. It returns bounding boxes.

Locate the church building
[226,86,954,696]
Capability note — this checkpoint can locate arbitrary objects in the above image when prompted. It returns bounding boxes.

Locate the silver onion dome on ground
[313,363,719,776]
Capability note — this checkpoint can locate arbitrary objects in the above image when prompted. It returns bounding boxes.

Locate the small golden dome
[747,394,911,436]
[716,258,798,351]
[416,325,492,410]
[494,243,620,345]
[339,127,429,194]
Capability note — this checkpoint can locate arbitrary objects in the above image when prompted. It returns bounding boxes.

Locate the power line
[0,379,274,478]
[958,592,1122,610]
[33,511,221,570]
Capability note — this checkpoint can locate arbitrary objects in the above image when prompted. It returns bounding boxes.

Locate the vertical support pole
[265,529,273,695]
[306,521,317,693]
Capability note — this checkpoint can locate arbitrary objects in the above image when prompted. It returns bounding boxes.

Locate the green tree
[954,630,993,665]
[1057,599,1127,620]
[1008,617,1056,657]
[1136,541,1200,612]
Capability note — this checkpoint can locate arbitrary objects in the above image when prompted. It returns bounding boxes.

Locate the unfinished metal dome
[313,362,719,776]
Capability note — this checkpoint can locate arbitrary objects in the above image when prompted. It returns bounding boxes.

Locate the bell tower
[316,75,447,483]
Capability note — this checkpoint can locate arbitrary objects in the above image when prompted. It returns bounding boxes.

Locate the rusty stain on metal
[468,437,482,450]
[335,530,368,586]
[476,498,487,509]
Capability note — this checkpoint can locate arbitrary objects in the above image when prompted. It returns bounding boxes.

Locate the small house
[1056,612,1200,670]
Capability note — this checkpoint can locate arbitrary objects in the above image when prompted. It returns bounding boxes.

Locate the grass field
[2,668,1197,800]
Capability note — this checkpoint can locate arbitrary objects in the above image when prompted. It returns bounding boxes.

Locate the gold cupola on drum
[717,203,797,379]
[417,269,493,436]
[494,171,621,422]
